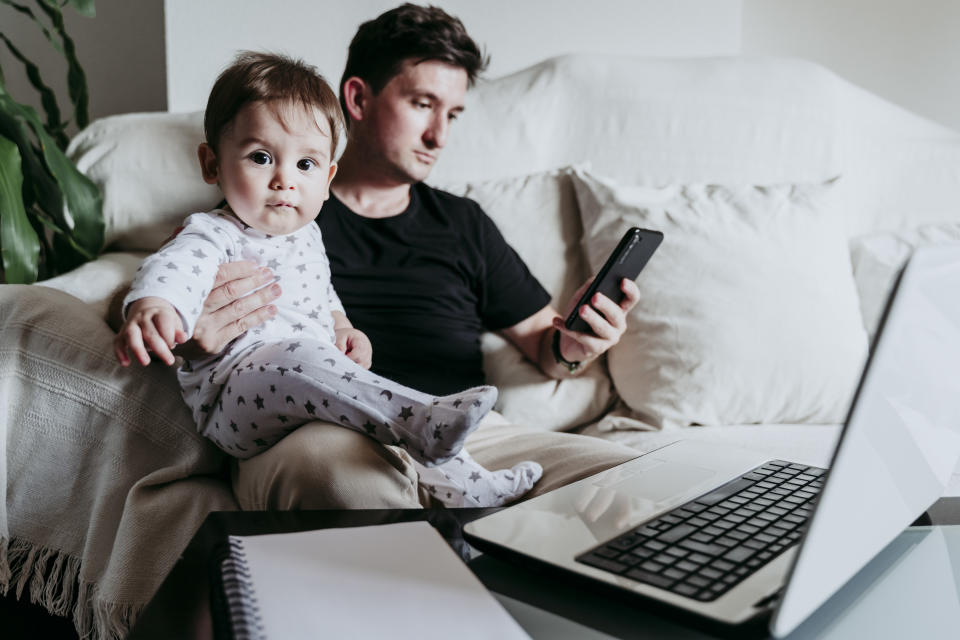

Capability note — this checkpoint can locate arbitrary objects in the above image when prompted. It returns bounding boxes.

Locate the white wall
[4,1,958,134]
[742,0,960,132]
[0,0,165,134]
[164,0,741,113]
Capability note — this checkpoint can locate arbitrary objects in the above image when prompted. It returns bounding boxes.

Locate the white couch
[3,54,960,639]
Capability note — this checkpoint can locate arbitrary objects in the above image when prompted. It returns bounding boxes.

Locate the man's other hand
[177,261,281,359]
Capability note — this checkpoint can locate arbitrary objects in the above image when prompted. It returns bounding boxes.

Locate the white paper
[230,521,530,639]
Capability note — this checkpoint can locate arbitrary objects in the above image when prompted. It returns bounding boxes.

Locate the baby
[114,52,541,507]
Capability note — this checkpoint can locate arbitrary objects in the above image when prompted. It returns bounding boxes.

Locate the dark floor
[1,591,79,640]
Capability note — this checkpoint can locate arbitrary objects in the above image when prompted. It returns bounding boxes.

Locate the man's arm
[107,261,282,358]
[500,277,641,379]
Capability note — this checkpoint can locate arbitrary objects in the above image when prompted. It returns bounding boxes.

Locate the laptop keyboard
[576,460,824,602]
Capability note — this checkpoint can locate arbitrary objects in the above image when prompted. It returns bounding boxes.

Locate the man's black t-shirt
[317,183,551,395]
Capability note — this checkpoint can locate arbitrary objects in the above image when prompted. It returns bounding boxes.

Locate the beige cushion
[435,170,614,431]
[571,167,868,428]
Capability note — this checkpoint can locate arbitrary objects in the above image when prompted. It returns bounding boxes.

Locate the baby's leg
[201,339,496,464]
[414,448,543,507]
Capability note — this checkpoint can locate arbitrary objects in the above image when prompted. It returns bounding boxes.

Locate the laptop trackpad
[592,459,719,506]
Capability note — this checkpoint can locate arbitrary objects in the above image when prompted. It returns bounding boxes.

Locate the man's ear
[341,77,369,124]
[197,143,219,184]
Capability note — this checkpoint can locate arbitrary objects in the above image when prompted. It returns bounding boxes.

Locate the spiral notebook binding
[220,536,267,640]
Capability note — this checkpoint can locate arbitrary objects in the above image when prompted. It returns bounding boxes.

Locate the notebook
[464,244,960,637]
[216,521,530,639]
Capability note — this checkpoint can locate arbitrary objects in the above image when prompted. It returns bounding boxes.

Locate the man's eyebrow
[410,90,465,112]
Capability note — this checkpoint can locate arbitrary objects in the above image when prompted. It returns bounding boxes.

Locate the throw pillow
[68,111,220,251]
[571,168,867,428]
[434,170,614,431]
[850,222,960,341]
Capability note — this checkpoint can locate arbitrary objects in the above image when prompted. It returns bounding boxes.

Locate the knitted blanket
[0,285,237,639]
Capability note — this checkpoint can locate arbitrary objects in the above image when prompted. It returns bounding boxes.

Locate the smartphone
[564,227,663,333]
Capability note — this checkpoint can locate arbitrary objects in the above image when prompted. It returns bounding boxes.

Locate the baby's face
[202,100,336,236]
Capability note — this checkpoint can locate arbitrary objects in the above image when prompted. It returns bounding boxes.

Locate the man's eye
[415,101,430,109]
[448,112,459,122]
[250,151,271,165]
[297,158,316,171]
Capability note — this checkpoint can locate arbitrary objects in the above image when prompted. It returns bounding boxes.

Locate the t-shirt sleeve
[475,206,551,330]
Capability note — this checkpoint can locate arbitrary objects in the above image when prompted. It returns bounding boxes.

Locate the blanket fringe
[0,536,9,586]
[0,537,142,640]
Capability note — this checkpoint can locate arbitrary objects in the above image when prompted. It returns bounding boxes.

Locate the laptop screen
[772,245,960,636]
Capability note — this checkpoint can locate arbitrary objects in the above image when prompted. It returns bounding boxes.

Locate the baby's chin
[231,210,314,237]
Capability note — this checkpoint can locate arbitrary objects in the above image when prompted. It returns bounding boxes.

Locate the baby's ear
[197,143,219,184]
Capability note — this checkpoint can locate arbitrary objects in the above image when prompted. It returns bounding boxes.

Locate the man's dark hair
[339,3,489,119]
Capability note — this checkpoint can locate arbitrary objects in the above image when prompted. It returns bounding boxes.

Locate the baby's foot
[413,385,498,466]
[415,448,543,508]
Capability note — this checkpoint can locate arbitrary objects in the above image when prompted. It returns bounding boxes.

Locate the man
[182,4,640,509]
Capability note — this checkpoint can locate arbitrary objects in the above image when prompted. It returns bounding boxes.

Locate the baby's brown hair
[204,51,344,158]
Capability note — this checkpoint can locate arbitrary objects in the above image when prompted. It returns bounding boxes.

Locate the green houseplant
[0,0,103,284]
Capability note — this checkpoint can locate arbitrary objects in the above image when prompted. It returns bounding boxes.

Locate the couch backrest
[430,54,960,237]
[432,55,845,186]
[69,53,960,251]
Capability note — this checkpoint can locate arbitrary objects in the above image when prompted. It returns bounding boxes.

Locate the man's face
[356,59,468,184]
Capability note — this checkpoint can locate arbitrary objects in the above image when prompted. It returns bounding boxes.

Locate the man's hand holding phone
[552,277,641,365]
[551,227,662,368]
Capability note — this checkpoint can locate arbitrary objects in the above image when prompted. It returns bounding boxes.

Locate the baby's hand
[114,297,187,367]
[334,327,373,369]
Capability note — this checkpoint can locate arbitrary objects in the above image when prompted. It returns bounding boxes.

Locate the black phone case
[564,227,663,333]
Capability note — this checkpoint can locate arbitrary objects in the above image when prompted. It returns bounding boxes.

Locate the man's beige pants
[232,411,639,509]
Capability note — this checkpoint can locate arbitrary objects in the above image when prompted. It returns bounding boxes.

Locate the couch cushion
[850,222,960,340]
[67,111,217,251]
[35,251,147,320]
[571,167,868,428]
[436,169,613,431]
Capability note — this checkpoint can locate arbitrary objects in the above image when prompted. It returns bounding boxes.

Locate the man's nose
[423,113,449,150]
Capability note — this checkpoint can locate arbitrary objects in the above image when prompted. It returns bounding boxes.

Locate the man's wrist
[551,329,582,374]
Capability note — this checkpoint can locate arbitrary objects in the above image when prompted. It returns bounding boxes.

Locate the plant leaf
[0,87,103,257]
[62,0,96,19]
[0,85,66,232]
[0,135,41,283]
[0,32,67,147]
[33,0,90,130]
[1,1,68,58]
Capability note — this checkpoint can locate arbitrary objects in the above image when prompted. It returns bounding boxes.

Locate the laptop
[464,244,960,637]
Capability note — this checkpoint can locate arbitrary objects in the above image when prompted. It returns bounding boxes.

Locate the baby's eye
[297,158,316,171]
[250,151,271,165]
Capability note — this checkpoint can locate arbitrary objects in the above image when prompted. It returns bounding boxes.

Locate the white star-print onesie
[124,210,541,506]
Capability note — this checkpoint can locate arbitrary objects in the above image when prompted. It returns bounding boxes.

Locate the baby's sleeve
[123,214,230,337]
